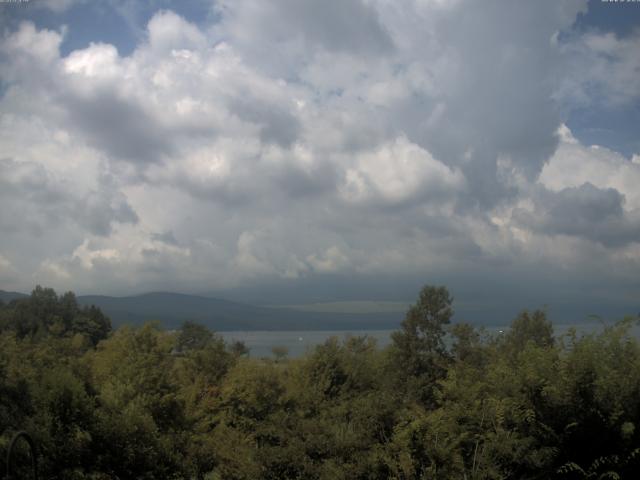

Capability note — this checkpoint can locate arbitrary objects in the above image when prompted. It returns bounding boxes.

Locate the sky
[0,0,639,323]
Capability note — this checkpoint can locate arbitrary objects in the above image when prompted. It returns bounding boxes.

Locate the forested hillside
[74,292,402,331]
[1,286,639,479]
[0,289,403,331]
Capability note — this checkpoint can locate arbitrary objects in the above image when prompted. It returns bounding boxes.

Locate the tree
[271,345,289,362]
[390,285,454,405]
[229,340,250,358]
[451,322,481,364]
[177,320,214,353]
[71,305,111,346]
[0,287,111,345]
[503,309,553,359]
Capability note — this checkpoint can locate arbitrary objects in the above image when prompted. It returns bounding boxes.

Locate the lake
[219,321,638,358]
[220,329,395,358]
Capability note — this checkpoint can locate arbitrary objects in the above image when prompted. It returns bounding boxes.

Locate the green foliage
[1,286,639,479]
[0,286,111,345]
[502,309,554,359]
[177,320,214,352]
[390,285,453,405]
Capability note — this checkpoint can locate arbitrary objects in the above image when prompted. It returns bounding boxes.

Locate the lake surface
[220,321,640,358]
[220,330,395,358]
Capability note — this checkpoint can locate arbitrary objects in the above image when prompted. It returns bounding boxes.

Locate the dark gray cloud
[513,183,640,247]
[0,158,67,235]
[271,161,338,199]
[217,0,394,61]
[59,87,174,164]
[151,230,178,245]
[229,97,300,147]
[76,189,138,236]
[0,157,137,237]
[272,0,394,56]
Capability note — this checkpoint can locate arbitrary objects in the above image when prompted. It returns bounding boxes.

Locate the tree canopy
[1,285,639,479]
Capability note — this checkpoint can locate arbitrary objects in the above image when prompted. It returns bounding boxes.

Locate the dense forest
[1,286,639,479]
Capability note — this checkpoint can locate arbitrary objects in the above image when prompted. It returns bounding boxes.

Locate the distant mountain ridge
[0,290,403,331]
[0,290,28,303]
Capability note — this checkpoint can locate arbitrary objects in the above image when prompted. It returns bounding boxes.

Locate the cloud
[513,183,640,247]
[340,136,464,207]
[0,158,137,237]
[1,1,639,312]
[558,29,640,108]
[147,9,206,52]
[512,124,640,248]
[540,125,640,210]
[306,246,350,274]
[0,253,20,290]
[60,86,176,164]
[214,0,394,64]
[229,97,300,147]
[0,22,63,80]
